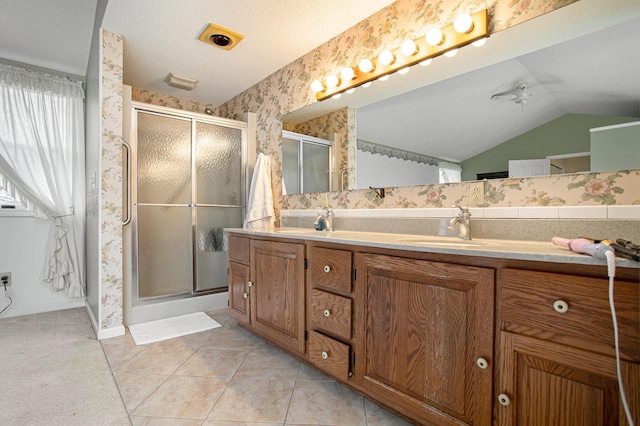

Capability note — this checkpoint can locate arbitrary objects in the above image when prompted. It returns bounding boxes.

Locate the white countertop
[226,227,640,269]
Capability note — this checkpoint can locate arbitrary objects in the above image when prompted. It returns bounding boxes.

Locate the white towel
[244,153,274,229]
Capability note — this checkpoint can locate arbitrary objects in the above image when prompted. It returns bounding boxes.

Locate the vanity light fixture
[425,28,444,46]
[454,13,474,34]
[340,67,356,81]
[398,67,410,75]
[325,74,340,88]
[312,9,488,101]
[310,80,325,93]
[419,58,433,66]
[378,50,395,66]
[358,58,375,73]
[400,39,418,57]
[444,49,458,57]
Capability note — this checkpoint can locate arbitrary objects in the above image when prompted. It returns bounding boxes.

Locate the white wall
[0,217,84,318]
[357,150,440,188]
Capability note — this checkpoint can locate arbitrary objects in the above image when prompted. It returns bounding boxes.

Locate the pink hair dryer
[552,237,614,260]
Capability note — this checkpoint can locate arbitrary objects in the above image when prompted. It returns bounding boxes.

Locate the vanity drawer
[500,268,640,362]
[228,235,250,263]
[310,289,352,340]
[310,246,352,293]
[308,330,350,381]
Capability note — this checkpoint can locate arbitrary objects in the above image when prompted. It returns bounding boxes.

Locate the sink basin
[273,228,323,235]
[397,237,491,247]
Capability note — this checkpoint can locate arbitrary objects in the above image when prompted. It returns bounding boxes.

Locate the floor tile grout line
[282,357,304,425]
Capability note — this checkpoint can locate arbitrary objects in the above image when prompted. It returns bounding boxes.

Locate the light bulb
[361,82,372,88]
[400,40,418,57]
[426,28,444,46]
[345,88,355,94]
[444,49,458,57]
[378,75,390,82]
[454,13,473,34]
[419,58,432,67]
[398,67,410,75]
[326,74,340,88]
[310,80,325,93]
[358,58,374,73]
[341,67,356,81]
[472,38,487,47]
[331,93,342,99]
[378,50,395,66]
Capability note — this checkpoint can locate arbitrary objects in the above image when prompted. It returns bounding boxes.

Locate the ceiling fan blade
[491,94,517,101]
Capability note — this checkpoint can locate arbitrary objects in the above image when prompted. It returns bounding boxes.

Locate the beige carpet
[0,307,131,425]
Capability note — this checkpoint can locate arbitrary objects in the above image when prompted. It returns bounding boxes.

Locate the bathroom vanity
[227,228,639,425]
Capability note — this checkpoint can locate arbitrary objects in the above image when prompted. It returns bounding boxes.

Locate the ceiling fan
[491,82,555,112]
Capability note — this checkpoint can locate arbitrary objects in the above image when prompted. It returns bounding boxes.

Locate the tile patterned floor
[101,309,412,426]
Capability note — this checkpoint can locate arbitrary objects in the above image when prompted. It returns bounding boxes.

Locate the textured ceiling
[101,0,395,106]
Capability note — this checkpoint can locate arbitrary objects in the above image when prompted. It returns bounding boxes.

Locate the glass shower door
[194,122,243,292]
[136,112,193,298]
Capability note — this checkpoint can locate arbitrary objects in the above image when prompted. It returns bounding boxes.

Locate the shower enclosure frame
[123,101,248,325]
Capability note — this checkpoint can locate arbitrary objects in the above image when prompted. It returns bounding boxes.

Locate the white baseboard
[0,298,86,319]
[85,301,126,340]
[97,324,126,340]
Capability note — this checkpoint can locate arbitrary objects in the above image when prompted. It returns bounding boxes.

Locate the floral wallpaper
[100,30,125,330]
[131,88,217,115]
[282,169,640,210]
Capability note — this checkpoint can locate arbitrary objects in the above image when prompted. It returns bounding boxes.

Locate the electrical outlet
[1,272,11,287]
[469,182,485,206]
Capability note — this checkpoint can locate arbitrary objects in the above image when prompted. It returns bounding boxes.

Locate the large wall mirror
[283,5,640,193]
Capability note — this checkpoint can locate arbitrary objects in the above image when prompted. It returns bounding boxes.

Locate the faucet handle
[451,204,469,214]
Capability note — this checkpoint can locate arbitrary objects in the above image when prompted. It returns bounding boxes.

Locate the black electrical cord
[0,282,12,316]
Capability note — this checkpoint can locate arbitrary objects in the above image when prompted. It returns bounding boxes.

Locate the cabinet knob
[321,351,329,359]
[323,309,331,317]
[498,394,511,406]
[476,357,489,369]
[242,293,248,299]
[247,281,253,287]
[553,300,569,313]
[323,265,331,273]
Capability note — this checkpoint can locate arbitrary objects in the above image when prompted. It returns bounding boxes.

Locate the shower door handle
[122,140,132,226]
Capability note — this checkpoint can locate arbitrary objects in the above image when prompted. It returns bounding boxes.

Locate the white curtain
[0,64,85,297]
[438,160,462,184]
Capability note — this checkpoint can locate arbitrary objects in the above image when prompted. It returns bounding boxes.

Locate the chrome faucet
[449,204,472,240]
[314,207,335,232]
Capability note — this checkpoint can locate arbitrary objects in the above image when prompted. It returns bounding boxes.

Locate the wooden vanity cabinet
[228,235,251,325]
[354,252,495,426]
[228,232,640,426]
[250,239,306,355]
[496,268,640,426]
[227,234,306,356]
[307,245,354,381]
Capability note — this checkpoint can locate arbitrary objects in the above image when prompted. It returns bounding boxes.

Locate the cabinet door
[228,261,250,325]
[251,240,306,355]
[497,331,639,426]
[354,253,495,426]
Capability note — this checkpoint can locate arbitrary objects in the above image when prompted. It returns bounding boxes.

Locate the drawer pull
[553,300,569,313]
[242,293,248,299]
[498,394,511,406]
[247,281,253,287]
[476,357,489,369]
[321,351,329,359]
[323,265,331,273]
[323,309,331,317]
